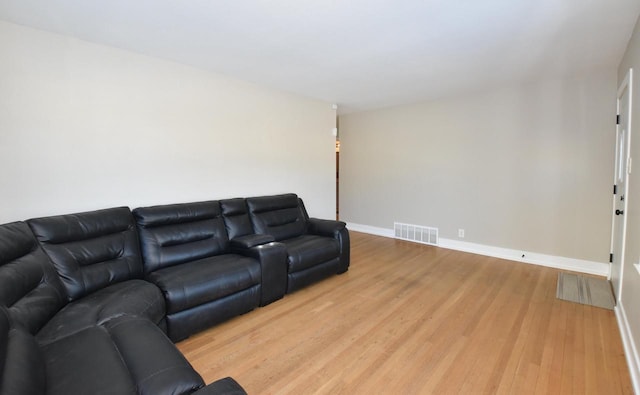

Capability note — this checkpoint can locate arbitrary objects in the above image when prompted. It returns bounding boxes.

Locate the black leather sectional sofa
[0,193,349,395]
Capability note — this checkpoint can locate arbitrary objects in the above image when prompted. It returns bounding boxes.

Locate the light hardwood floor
[177,231,633,394]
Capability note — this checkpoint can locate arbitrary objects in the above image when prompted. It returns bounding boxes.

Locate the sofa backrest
[133,201,230,273]
[0,306,46,395]
[246,194,307,241]
[220,198,254,239]
[0,222,66,335]
[27,207,143,302]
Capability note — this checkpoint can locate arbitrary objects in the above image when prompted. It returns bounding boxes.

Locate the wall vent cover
[394,222,438,245]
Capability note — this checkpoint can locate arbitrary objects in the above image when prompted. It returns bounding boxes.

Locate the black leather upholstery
[220,198,255,239]
[28,207,143,301]
[36,279,165,345]
[0,307,46,395]
[246,194,308,241]
[0,214,247,395]
[283,235,340,272]
[230,239,287,306]
[101,315,206,395]
[133,201,230,273]
[288,258,341,291]
[246,194,350,293]
[0,192,345,395]
[166,287,260,342]
[229,234,276,249]
[308,218,350,274]
[282,236,341,292]
[194,377,247,395]
[41,315,206,395]
[161,255,258,310]
[148,254,260,315]
[221,198,289,305]
[0,222,66,334]
[26,207,166,340]
[41,324,138,395]
[133,201,262,341]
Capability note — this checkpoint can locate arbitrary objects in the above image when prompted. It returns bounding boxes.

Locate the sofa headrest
[246,194,307,241]
[27,207,143,302]
[0,222,66,334]
[246,193,299,214]
[133,201,230,273]
[220,198,253,239]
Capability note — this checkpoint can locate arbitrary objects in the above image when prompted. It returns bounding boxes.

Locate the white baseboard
[616,301,640,394]
[346,222,609,276]
[347,223,395,238]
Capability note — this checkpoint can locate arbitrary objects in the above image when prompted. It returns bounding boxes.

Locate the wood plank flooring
[177,231,632,394]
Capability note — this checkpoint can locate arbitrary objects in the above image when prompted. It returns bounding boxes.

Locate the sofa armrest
[231,242,288,306]
[193,377,247,395]
[229,234,275,249]
[307,218,346,238]
[307,218,350,274]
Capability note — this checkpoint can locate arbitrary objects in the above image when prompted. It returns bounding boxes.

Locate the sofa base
[287,258,340,293]
[166,285,260,342]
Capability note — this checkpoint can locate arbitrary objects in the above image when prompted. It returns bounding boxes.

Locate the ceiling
[1,0,639,113]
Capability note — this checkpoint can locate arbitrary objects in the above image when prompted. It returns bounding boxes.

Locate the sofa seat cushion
[104,316,205,395]
[148,254,261,314]
[36,279,164,345]
[41,316,205,395]
[42,325,137,395]
[282,235,340,273]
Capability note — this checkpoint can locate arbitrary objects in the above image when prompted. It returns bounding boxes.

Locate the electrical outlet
[458,229,465,238]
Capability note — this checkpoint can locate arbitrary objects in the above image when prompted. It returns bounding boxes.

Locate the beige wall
[340,70,616,263]
[0,21,336,223]
[617,13,640,387]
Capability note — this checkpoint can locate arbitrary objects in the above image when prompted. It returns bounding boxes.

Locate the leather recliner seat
[133,200,287,342]
[245,194,350,293]
[27,207,167,340]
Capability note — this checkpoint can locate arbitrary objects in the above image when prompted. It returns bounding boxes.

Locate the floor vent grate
[394,222,438,246]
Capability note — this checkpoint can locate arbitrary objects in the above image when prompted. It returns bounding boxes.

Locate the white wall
[0,21,336,223]
[617,13,640,391]
[339,70,616,264]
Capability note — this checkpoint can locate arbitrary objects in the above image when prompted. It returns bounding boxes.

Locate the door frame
[609,68,633,301]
